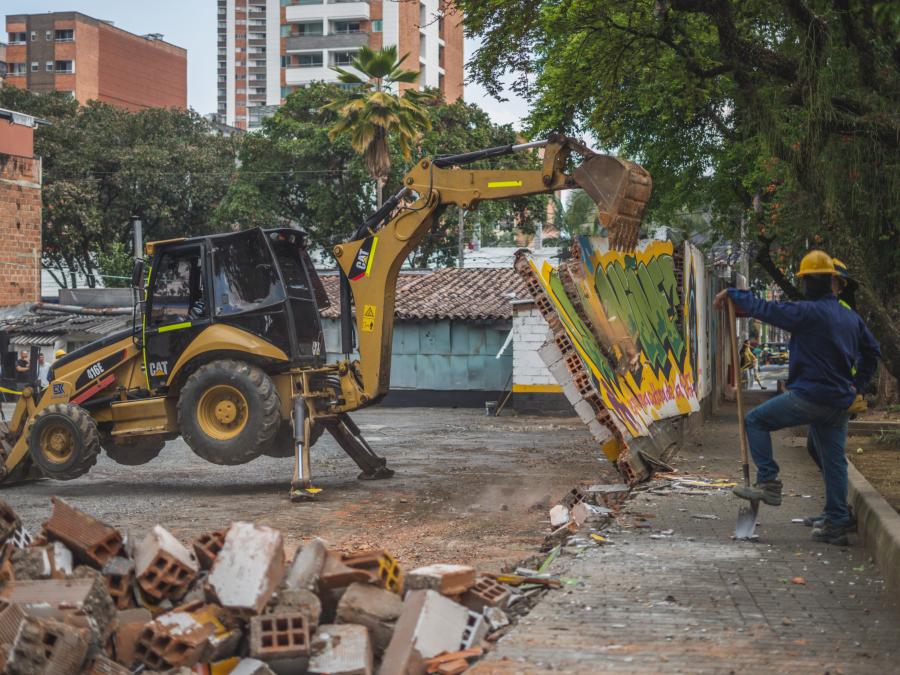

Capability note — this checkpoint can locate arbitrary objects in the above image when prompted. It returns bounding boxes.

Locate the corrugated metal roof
[0,304,131,340]
[318,268,527,321]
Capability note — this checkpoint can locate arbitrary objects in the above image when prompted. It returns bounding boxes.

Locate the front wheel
[178,360,281,465]
[28,404,101,480]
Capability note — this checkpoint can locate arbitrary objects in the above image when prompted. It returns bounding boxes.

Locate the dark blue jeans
[744,392,850,524]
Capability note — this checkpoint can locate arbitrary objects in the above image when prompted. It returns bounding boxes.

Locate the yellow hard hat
[796,250,835,277]
[54,349,67,358]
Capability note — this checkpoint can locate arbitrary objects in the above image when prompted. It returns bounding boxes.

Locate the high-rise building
[4,12,186,111]
[218,0,464,130]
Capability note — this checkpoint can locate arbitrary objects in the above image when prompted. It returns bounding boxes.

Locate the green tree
[0,87,239,288]
[459,0,900,379]
[325,45,431,206]
[215,83,375,255]
[221,85,548,268]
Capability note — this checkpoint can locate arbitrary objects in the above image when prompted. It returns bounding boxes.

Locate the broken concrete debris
[207,522,285,616]
[405,564,476,597]
[134,524,198,601]
[43,497,123,568]
[0,498,549,674]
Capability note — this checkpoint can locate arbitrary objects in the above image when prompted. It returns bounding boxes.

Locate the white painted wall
[266,0,281,106]
[226,0,236,127]
[511,305,558,387]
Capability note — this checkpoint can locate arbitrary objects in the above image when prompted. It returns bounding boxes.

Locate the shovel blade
[734,500,759,539]
[573,155,652,252]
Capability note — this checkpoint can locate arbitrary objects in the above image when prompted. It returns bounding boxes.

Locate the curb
[847,461,900,594]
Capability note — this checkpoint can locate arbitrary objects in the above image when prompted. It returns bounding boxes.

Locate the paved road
[474,399,900,674]
[0,406,609,569]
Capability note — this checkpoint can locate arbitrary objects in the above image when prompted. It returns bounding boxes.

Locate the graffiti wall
[525,236,710,442]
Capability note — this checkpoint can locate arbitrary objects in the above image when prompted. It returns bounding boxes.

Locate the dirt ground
[0,407,610,571]
[849,433,900,514]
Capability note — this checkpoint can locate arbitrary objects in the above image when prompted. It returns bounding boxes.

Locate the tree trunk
[376,177,383,209]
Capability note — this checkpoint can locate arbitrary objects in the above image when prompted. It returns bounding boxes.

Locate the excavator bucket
[574,155,653,252]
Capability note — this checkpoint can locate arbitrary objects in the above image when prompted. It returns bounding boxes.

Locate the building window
[31,62,39,72]
[332,20,362,35]
[297,52,323,68]
[8,32,27,44]
[332,50,356,67]
[30,31,37,41]
[9,63,26,76]
[371,20,383,33]
[46,61,54,72]
[54,29,74,42]
[439,44,444,68]
[45,30,53,41]
[55,60,74,73]
[439,72,444,91]
[294,21,323,36]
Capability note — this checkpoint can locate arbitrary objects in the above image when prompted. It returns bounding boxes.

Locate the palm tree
[325,45,431,207]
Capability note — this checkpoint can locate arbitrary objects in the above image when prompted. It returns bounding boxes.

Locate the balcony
[285,32,367,51]
[285,1,369,22]
[285,65,336,84]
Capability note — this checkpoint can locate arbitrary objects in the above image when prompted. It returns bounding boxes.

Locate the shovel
[728,299,759,539]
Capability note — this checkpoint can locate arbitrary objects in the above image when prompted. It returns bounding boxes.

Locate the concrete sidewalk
[474,402,900,674]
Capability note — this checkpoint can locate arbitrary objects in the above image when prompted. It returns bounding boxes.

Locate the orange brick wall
[440,1,464,102]
[73,20,100,102]
[0,155,42,306]
[397,0,420,95]
[96,23,187,110]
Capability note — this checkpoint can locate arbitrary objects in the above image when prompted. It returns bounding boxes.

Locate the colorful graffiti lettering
[531,237,707,439]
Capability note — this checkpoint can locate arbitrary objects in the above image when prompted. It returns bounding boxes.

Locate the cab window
[212,231,285,316]
[149,247,205,325]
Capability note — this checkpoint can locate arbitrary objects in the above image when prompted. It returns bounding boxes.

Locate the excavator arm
[331,134,652,406]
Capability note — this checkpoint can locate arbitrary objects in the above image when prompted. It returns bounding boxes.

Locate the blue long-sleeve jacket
[727,289,881,409]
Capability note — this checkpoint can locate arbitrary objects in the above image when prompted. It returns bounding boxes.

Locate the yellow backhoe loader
[0,135,651,500]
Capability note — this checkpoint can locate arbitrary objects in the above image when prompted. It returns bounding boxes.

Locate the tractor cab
[136,228,328,393]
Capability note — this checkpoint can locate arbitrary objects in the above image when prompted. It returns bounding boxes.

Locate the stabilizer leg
[326,413,394,480]
[290,396,320,502]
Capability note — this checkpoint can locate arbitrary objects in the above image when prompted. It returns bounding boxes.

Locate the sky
[7,1,529,128]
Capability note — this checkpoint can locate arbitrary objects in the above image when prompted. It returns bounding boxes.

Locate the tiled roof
[318,268,527,321]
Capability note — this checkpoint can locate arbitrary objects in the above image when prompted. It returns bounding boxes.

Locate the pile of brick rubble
[0,493,609,675]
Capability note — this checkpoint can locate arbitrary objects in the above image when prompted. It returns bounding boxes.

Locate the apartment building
[0,42,7,81]
[4,12,186,110]
[218,0,464,130]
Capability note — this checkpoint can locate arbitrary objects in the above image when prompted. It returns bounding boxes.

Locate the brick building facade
[4,12,186,111]
[218,0,464,130]
[0,109,41,307]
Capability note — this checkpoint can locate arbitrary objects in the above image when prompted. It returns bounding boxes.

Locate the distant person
[36,353,51,388]
[714,250,881,546]
[740,339,766,390]
[14,351,30,385]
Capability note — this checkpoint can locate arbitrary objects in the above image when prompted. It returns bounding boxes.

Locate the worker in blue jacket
[713,250,881,545]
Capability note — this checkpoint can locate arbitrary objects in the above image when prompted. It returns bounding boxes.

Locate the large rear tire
[178,360,280,465]
[28,404,101,480]
[261,420,324,458]
[101,435,166,466]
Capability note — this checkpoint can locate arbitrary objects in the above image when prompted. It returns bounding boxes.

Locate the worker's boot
[733,479,782,506]
[811,520,851,546]
[805,507,856,532]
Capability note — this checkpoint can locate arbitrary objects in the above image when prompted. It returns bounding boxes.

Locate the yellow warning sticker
[362,318,376,332]
[362,305,377,332]
[487,180,523,188]
[364,304,377,318]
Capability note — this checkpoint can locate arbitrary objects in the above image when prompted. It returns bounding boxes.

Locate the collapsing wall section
[515,236,710,484]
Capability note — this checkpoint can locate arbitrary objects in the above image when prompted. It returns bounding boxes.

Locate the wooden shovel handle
[727,299,751,468]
